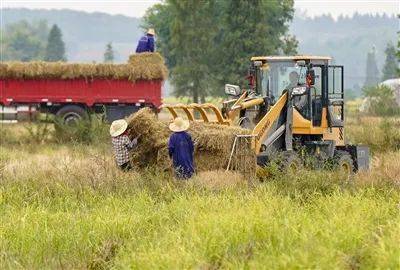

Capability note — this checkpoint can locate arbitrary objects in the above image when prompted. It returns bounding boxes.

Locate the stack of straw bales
[126,108,251,172]
[0,53,167,82]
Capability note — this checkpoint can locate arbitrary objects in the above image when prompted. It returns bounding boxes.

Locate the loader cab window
[260,67,269,97]
[265,61,307,103]
[310,66,323,125]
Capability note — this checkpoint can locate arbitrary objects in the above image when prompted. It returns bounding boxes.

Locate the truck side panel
[0,79,162,108]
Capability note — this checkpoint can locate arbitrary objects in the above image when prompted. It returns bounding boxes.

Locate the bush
[346,117,400,152]
[363,85,400,116]
[53,114,109,144]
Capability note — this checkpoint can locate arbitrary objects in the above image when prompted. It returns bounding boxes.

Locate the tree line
[143,0,297,102]
[2,20,116,63]
[2,20,66,62]
[364,42,398,88]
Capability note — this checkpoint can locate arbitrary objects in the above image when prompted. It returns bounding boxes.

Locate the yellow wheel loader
[162,55,369,172]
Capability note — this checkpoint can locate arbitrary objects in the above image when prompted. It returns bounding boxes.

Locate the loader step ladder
[226,134,256,179]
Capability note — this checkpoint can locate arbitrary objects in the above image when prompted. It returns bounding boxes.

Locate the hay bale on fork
[125,108,252,172]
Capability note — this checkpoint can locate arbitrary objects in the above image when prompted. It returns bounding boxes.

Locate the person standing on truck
[168,117,195,180]
[136,28,155,53]
[110,119,139,171]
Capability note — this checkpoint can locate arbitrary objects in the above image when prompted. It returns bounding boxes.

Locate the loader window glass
[328,66,343,98]
[267,61,307,100]
[312,67,322,96]
[261,68,269,96]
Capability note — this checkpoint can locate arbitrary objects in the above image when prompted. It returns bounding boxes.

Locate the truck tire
[333,150,354,175]
[56,105,89,125]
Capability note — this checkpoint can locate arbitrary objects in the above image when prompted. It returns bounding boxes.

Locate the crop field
[0,116,399,269]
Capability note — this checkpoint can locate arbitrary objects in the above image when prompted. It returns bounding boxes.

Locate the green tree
[381,42,398,81]
[45,24,66,61]
[144,0,296,100]
[363,46,380,87]
[103,42,115,63]
[397,31,400,77]
[142,4,176,68]
[167,0,219,102]
[216,0,296,90]
[2,20,49,61]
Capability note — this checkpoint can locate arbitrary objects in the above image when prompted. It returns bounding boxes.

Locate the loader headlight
[225,84,241,96]
[292,86,307,96]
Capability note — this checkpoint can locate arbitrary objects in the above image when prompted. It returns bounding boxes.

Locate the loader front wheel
[279,151,302,172]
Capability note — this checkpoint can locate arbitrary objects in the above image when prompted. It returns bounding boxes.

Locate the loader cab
[251,56,344,129]
[251,58,307,102]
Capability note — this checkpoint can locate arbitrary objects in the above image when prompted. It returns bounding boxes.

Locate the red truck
[0,78,162,123]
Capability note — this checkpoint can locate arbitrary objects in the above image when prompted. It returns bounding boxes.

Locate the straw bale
[125,108,251,172]
[126,108,170,168]
[0,53,167,81]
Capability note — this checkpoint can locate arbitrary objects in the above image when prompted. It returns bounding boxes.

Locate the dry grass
[355,151,400,187]
[191,170,248,190]
[0,140,399,269]
[0,119,399,269]
[346,116,400,152]
[0,52,167,81]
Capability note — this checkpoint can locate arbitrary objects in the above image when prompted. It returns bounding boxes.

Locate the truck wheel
[56,105,89,125]
[333,150,354,175]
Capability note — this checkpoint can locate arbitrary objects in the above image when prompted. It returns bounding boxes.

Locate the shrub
[53,114,109,144]
[363,85,400,116]
[346,117,400,152]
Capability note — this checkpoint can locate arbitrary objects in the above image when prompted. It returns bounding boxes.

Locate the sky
[2,0,399,19]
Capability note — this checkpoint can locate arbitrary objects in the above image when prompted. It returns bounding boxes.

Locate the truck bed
[0,79,162,108]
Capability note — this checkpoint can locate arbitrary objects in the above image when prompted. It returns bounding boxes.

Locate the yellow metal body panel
[227,91,247,121]
[292,108,345,146]
[252,92,288,154]
[238,98,264,110]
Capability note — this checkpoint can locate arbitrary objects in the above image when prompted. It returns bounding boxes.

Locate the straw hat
[110,119,128,137]
[147,28,155,36]
[169,117,190,132]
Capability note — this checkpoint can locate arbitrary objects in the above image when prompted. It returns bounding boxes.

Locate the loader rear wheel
[333,150,354,175]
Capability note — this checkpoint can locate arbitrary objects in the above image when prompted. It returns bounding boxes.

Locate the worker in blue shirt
[136,28,155,53]
[168,117,195,179]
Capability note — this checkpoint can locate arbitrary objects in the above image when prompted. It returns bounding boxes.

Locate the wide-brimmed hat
[147,28,155,36]
[110,119,128,137]
[169,117,190,132]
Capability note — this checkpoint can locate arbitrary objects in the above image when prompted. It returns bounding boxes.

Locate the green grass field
[0,118,399,269]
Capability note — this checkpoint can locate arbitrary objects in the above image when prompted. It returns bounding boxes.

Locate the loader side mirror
[225,84,241,96]
[307,69,315,86]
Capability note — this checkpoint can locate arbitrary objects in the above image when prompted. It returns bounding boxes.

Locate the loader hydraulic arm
[251,92,288,154]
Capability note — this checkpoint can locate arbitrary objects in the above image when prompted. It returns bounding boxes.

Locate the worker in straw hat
[110,119,139,171]
[168,117,195,179]
[136,28,155,53]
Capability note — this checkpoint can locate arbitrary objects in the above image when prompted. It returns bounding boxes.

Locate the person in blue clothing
[168,117,195,179]
[135,28,155,53]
